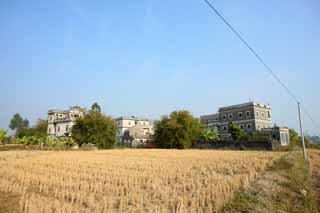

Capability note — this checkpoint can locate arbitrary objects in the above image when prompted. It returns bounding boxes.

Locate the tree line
[0,103,317,149]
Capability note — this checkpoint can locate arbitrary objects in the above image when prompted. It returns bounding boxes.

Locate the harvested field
[0,149,284,212]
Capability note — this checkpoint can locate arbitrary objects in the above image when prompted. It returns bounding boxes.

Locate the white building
[115,116,154,147]
[47,106,85,137]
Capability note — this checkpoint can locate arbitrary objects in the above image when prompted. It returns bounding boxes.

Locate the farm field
[0,149,284,212]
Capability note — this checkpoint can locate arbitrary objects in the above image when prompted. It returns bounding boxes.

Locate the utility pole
[297,102,307,160]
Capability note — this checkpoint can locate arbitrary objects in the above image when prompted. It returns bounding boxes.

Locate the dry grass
[309,149,320,211]
[0,149,283,212]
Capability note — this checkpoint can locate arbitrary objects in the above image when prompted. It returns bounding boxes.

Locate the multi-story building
[47,106,85,137]
[115,116,154,147]
[201,102,273,139]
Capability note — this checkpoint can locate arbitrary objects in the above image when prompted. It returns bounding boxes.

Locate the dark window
[247,124,251,130]
[268,111,271,118]
[246,111,250,117]
[239,112,242,118]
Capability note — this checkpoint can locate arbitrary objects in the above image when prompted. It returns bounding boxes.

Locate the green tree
[33,119,48,137]
[289,128,300,147]
[9,113,29,137]
[0,129,7,145]
[154,111,202,149]
[201,127,219,142]
[229,122,245,141]
[91,102,101,113]
[72,110,117,149]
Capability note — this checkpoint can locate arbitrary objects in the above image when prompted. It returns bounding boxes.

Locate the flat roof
[115,116,152,121]
[219,102,271,111]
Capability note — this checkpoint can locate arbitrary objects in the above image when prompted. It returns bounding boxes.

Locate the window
[223,114,227,120]
[256,111,259,117]
[268,111,271,118]
[128,122,131,126]
[223,126,227,131]
[247,124,251,130]
[257,125,260,129]
[246,111,250,117]
[240,125,244,129]
[66,125,69,131]
[57,126,60,132]
[261,112,265,117]
[48,128,51,133]
[229,114,233,119]
[238,112,242,118]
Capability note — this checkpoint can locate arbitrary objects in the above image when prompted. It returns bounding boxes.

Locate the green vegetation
[222,151,318,212]
[154,110,202,149]
[229,122,245,141]
[0,129,6,145]
[200,127,219,142]
[91,102,101,113]
[9,113,29,137]
[16,119,48,138]
[72,110,117,149]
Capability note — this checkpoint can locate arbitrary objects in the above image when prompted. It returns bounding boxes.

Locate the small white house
[115,116,154,147]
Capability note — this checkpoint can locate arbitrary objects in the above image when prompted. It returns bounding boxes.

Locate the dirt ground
[222,151,319,212]
[309,150,320,212]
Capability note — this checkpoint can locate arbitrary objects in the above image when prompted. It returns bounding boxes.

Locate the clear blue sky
[0,0,319,135]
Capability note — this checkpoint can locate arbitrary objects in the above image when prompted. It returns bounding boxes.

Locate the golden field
[0,149,284,212]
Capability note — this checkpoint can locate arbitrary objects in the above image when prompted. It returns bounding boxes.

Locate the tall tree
[32,119,48,137]
[229,122,245,141]
[289,128,300,147]
[91,102,101,113]
[9,113,29,136]
[72,110,117,149]
[154,111,202,149]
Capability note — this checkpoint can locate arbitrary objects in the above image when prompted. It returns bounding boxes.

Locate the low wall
[194,140,281,151]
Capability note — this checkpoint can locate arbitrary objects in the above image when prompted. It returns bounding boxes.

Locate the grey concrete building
[201,102,273,139]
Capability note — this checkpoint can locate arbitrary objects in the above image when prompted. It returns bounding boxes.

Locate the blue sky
[0,0,319,135]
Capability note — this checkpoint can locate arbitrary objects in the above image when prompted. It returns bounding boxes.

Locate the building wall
[261,127,290,146]
[115,117,154,146]
[47,106,85,137]
[201,102,273,139]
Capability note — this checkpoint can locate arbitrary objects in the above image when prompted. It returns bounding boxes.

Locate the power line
[301,104,320,135]
[203,0,298,102]
[203,0,319,136]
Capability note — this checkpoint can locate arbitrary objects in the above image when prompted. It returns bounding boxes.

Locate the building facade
[115,116,154,147]
[261,127,290,146]
[47,106,85,137]
[201,102,273,139]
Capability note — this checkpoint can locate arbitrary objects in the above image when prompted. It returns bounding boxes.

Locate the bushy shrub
[154,111,202,149]
[72,111,117,149]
